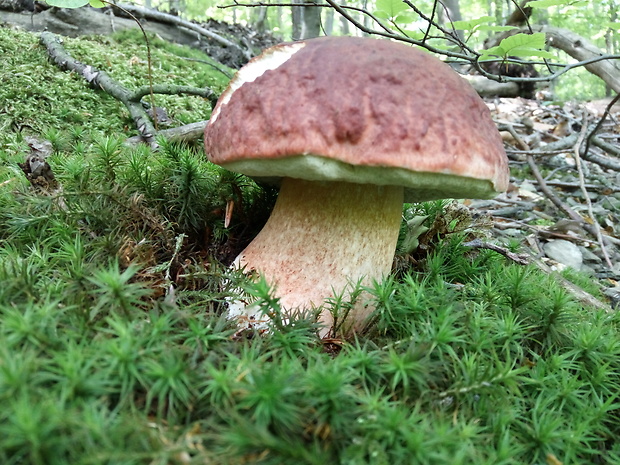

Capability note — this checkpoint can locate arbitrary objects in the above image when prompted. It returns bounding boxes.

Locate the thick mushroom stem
[232,177,404,336]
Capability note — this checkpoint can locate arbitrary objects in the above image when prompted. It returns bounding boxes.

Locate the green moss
[561,267,605,299]
[0,25,230,140]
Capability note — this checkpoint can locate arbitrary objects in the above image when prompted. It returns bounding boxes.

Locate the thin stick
[572,113,613,269]
[462,238,530,265]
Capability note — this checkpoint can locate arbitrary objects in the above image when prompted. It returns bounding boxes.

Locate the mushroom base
[229,178,403,337]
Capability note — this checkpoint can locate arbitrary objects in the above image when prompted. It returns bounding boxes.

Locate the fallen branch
[40,32,218,147]
[535,25,620,94]
[115,3,252,61]
[530,180,620,193]
[502,125,620,172]
[501,122,615,253]
[462,74,520,97]
[124,120,208,146]
[132,84,218,106]
[462,238,530,265]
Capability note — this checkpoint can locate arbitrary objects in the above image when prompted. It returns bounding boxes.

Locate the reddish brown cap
[205,36,509,202]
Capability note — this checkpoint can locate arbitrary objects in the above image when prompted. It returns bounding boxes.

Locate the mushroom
[204,36,509,337]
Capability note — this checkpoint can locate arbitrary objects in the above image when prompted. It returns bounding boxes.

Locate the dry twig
[572,113,614,268]
[462,238,530,265]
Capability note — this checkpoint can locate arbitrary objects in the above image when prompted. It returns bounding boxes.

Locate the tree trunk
[604,1,618,96]
[301,0,321,39]
[291,0,303,40]
[324,5,334,35]
[274,5,282,33]
[253,5,268,33]
[167,0,181,16]
[341,0,350,35]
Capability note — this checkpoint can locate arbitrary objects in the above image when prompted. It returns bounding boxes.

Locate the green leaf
[501,32,547,51]
[506,47,556,59]
[526,0,569,6]
[399,216,429,254]
[402,29,424,40]
[480,32,554,60]
[451,16,495,31]
[477,25,519,32]
[394,10,416,23]
[44,0,90,7]
[527,0,588,7]
[374,0,409,19]
[373,10,390,20]
[89,0,106,7]
[480,45,506,59]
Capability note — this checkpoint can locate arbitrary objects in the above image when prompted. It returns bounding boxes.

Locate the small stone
[548,154,575,168]
[543,239,583,270]
[580,247,602,265]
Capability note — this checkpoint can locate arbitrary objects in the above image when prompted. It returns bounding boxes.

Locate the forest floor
[477,96,620,308]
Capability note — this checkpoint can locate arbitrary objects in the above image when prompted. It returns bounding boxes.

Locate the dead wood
[0,3,273,68]
[526,148,615,252]
[18,136,59,192]
[124,120,208,147]
[113,3,252,61]
[462,75,520,97]
[462,238,530,265]
[532,256,612,311]
[502,123,620,172]
[484,97,620,295]
[2,6,194,45]
[533,25,620,94]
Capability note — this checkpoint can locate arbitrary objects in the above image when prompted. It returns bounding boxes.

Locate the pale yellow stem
[233,177,403,336]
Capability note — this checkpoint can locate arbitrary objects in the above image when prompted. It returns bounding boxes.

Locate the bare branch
[572,113,613,269]
[462,238,530,265]
[584,93,620,156]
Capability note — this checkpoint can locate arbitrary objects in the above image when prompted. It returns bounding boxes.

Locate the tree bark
[115,3,250,58]
[301,0,321,39]
[324,5,334,35]
[253,5,269,33]
[291,0,302,40]
[462,75,520,97]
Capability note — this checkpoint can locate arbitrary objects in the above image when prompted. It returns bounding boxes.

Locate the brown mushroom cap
[205,36,509,201]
